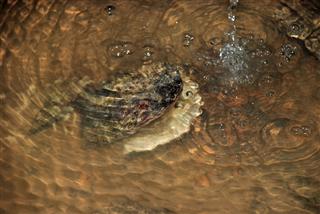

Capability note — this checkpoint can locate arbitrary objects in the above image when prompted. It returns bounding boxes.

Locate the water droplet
[261,59,269,65]
[105,5,115,16]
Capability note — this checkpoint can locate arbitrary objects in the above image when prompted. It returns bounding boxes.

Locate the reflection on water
[0,0,320,213]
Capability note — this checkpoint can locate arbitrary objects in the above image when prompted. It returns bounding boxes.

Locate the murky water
[1,0,320,213]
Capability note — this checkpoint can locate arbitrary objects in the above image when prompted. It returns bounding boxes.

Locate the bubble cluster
[108,42,135,57]
[182,33,194,47]
[219,42,248,76]
[290,125,312,137]
[280,43,297,62]
[196,36,281,85]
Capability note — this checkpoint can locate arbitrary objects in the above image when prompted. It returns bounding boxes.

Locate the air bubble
[230,0,239,7]
[228,13,236,22]
[186,91,193,97]
[209,38,219,46]
[105,5,115,16]
[287,22,303,37]
[142,46,154,63]
[265,50,271,56]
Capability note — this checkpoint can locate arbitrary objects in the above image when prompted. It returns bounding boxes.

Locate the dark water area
[0,0,320,213]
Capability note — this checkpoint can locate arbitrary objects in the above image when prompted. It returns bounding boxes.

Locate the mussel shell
[71,62,183,145]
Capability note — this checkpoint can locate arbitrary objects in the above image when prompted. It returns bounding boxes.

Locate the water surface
[0,0,320,213]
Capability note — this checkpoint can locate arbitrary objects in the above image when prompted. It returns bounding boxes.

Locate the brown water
[1,0,320,213]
